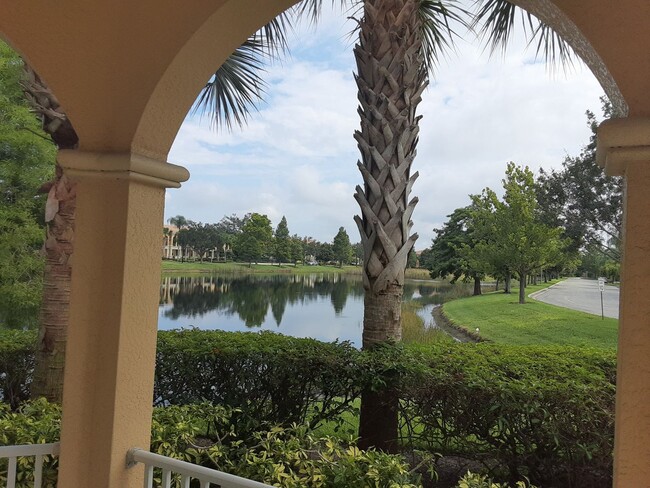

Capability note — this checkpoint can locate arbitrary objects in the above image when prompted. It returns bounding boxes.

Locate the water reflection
[158,274,468,347]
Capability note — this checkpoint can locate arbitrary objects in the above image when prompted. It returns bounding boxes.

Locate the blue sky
[166,6,605,248]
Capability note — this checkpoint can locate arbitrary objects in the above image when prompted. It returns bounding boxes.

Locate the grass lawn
[161,260,431,279]
[443,280,618,348]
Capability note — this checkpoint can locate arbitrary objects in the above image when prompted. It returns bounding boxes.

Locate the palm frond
[193,38,269,131]
[472,0,573,68]
[293,0,351,26]
[195,0,350,131]
[419,0,470,75]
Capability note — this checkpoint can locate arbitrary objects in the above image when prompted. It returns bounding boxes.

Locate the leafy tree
[332,227,353,268]
[0,43,54,330]
[475,163,565,304]
[316,242,334,264]
[290,235,304,266]
[274,216,292,265]
[536,100,622,261]
[176,222,221,262]
[235,213,273,266]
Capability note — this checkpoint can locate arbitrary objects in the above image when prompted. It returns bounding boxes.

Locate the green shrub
[1,330,616,487]
[0,330,35,409]
[0,399,60,487]
[155,329,362,431]
[456,472,536,488]
[2,401,422,488]
[150,403,422,488]
[400,343,615,487]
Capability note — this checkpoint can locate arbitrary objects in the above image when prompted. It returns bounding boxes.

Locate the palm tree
[24,66,79,402]
[352,0,573,450]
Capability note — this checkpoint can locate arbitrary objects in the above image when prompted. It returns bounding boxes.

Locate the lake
[159,273,474,347]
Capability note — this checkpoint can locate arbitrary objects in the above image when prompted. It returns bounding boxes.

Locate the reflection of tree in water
[163,284,224,319]
[162,274,364,327]
[330,280,350,315]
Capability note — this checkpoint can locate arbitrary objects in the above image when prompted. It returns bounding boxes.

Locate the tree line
[420,101,623,303]
[167,213,358,268]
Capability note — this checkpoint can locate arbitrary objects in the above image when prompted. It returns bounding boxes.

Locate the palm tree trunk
[32,164,75,401]
[22,65,79,402]
[353,0,425,451]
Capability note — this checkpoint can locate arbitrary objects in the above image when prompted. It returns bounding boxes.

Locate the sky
[166,5,605,250]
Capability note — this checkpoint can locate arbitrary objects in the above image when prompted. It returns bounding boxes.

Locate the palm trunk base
[358,388,399,453]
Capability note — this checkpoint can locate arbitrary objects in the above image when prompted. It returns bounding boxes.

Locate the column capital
[58,150,190,188]
[597,117,650,176]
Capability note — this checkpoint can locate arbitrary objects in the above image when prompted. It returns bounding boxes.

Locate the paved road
[530,277,619,319]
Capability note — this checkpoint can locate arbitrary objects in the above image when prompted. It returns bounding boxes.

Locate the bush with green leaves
[155,329,362,431]
[1,330,616,486]
[456,472,536,488]
[0,330,36,409]
[2,401,422,488]
[0,399,60,487]
[399,343,615,487]
[150,403,422,488]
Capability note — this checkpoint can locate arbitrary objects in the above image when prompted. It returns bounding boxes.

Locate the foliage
[3,400,421,488]
[456,472,536,488]
[400,343,615,487]
[274,216,292,264]
[0,399,60,487]
[234,213,273,265]
[0,330,36,409]
[467,164,566,303]
[331,227,353,267]
[155,330,362,431]
[0,42,55,328]
[535,100,622,261]
[176,221,222,261]
[3,329,615,487]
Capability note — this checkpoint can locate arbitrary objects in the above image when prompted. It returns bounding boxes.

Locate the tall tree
[425,206,486,296]
[191,0,572,451]
[476,163,565,304]
[274,216,292,265]
[536,100,622,261]
[332,227,353,267]
[235,213,273,266]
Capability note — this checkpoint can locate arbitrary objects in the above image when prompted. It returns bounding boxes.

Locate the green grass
[443,281,618,348]
[401,302,454,346]
[161,260,431,279]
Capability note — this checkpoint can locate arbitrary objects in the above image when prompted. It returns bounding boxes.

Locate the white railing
[126,448,274,488]
[0,442,60,488]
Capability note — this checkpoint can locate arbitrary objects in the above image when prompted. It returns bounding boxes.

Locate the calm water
[159,273,471,347]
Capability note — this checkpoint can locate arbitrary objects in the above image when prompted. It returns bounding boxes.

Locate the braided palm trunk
[353,0,426,450]
[23,66,78,402]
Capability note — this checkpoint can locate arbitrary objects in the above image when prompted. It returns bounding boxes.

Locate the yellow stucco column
[597,118,650,486]
[56,150,189,488]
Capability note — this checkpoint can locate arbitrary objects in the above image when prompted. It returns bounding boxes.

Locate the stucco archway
[2,1,650,486]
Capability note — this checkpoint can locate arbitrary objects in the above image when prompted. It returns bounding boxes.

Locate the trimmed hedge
[399,344,615,486]
[1,329,616,487]
[155,329,362,430]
